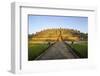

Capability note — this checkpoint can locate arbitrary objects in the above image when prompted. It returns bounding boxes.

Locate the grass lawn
[28,43,49,60]
[71,41,88,58]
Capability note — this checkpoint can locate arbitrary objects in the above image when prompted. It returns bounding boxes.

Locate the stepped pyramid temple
[28,27,87,44]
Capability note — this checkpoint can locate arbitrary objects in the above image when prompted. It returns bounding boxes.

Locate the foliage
[71,41,88,58]
[28,44,49,60]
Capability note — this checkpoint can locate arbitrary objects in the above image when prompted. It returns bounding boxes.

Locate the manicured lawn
[71,41,88,58]
[28,43,49,60]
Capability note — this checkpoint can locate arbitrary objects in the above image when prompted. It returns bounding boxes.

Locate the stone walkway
[35,41,79,60]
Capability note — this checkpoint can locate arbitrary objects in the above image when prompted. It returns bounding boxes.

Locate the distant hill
[28,28,88,43]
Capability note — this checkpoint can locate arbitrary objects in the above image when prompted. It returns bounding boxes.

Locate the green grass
[28,43,49,60]
[71,41,88,58]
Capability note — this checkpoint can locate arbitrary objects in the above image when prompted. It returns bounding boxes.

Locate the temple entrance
[57,28,63,41]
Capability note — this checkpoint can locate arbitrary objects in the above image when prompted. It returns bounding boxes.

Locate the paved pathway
[35,41,79,60]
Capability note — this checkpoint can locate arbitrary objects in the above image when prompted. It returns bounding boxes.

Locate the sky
[28,15,88,34]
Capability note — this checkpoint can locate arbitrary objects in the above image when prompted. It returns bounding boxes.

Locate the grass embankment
[71,41,88,58]
[28,43,49,60]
